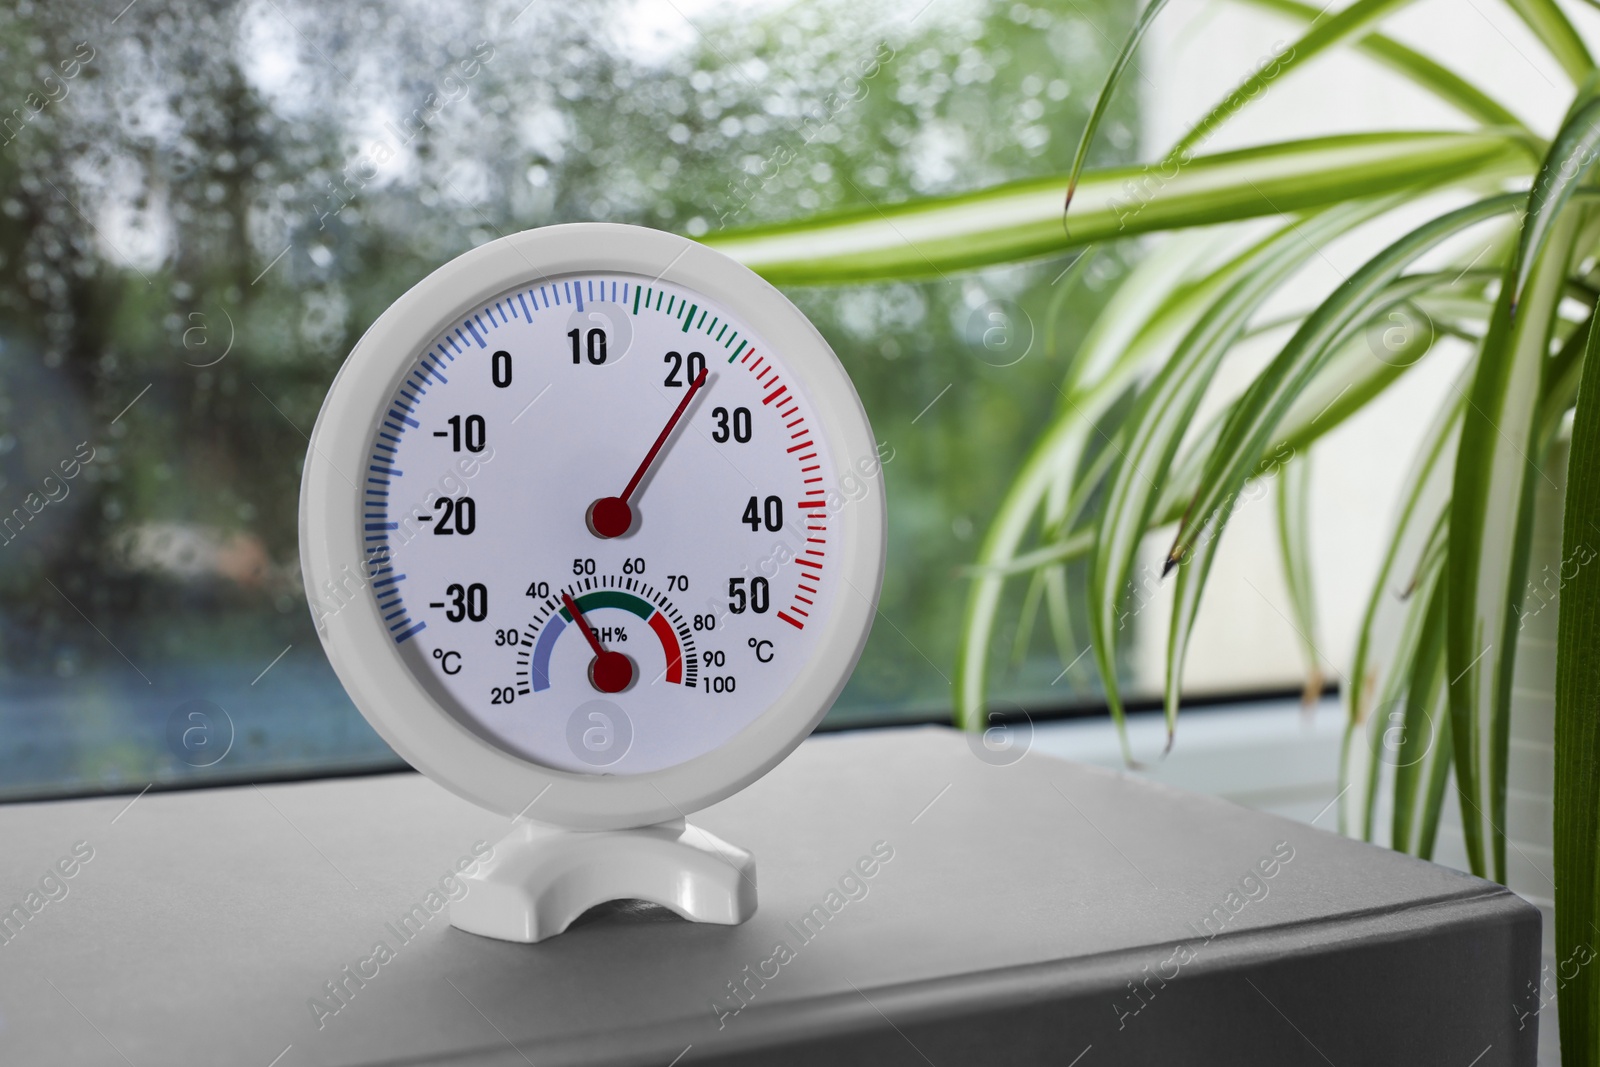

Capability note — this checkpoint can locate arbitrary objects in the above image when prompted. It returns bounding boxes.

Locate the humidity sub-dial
[514,579,700,697]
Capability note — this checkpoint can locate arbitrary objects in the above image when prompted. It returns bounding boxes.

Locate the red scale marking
[736,350,835,637]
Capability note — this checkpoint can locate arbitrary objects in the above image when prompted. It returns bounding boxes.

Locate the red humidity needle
[562,592,633,694]
[588,366,709,539]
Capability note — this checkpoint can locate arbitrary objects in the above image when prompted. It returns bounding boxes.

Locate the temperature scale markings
[372,275,836,646]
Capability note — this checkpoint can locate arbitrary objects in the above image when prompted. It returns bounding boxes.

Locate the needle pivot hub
[588,650,635,694]
[587,496,633,539]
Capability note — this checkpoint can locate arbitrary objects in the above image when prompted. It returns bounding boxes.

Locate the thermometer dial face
[376,271,836,775]
[301,224,884,828]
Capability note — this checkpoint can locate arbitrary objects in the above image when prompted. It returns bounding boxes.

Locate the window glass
[0,0,1136,800]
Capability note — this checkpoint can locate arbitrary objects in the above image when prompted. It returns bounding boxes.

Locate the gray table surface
[0,726,1538,1066]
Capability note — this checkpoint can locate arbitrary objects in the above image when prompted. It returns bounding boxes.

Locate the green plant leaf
[1447,85,1600,880]
[1163,505,1225,736]
[1087,206,1376,746]
[1235,0,1524,128]
[1341,375,1465,836]
[1166,0,1417,162]
[1391,538,1449,854]
[1509,92,1600,310]
[954,232,1225,738]
[1504,0,1595,85]
[1168,192,1522,572]
[1276,451,1323,703]
[1555,295,1600,1067]
[1063,0,1170,219]
[703,132,1531,285]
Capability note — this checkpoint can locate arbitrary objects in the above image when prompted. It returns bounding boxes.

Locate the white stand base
[450,818,757,943]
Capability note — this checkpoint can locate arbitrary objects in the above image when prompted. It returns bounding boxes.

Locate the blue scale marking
[540,285,550,307]
[464,322,486,348]
[575,282,583,312]
[519,293,532,319]
[394,621,426,643]
[530,615,568,691]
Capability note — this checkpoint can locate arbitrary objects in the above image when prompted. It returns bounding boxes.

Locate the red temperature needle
[563,592,634,694]
[588,366,709,538]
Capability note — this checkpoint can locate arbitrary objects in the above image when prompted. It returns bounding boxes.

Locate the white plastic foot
[450,818,757,943]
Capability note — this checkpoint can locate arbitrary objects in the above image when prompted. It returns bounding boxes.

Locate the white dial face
[362,271,840,776]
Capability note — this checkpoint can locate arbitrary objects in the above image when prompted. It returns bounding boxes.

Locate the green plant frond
[1554,294,1600,1065]
[1235,0,1526,130]
[1391,565,1450,854]
[1063,0,1171,220]
[1087,205,1381,746]
[1166,0,1418,163]
[1503,0,1595,85]
[1509,90,1600,310]
[1276,451,1323,704]
[1163,508,1224,747]
[953,234,1225,736]
[1010,568,1047,668]
[703,131,1530,285]
[1340,371,1466,835]
[1043,563,1078,679]
[1447,88,1600,879]
[1357,504,1450,841]
[1169,192,1524,573]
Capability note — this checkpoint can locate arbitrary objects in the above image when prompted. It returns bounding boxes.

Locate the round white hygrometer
[300,223,885,832]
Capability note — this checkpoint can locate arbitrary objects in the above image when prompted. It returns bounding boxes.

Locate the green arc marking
[558,589,655,621]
